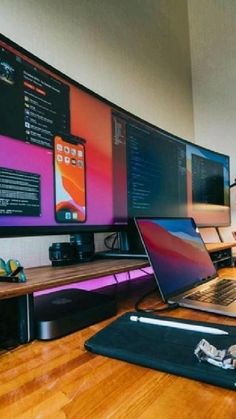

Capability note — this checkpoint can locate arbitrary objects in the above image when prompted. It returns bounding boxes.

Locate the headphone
[0,258,26,283]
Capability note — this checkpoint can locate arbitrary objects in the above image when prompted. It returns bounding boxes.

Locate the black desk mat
[85,312,236,390]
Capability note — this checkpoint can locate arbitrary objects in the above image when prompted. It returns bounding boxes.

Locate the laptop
[135,217,236,317]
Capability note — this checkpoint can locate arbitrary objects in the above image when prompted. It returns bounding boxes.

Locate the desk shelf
[205,242,236,269]
[0,258,149,300]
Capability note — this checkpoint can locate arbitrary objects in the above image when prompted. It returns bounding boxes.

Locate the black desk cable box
[34,288,117,340]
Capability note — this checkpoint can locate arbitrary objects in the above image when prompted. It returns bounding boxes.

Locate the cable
[113,273,119,284]
[104,233,119,250]
[134,287,179,313]
[138,267,153,278]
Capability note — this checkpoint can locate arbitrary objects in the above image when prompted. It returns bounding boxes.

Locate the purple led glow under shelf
[34,267,153,297]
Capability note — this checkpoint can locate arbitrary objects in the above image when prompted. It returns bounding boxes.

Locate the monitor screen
[112,111,230,227]
[0,35,231,240]
[134,217,216,298]
[0,34,125,237]
[186,143,230,226]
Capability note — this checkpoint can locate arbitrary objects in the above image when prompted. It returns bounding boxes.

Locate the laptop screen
[135,217,217,300]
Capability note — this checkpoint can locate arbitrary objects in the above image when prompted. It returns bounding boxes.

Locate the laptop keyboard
[185,279,236,306]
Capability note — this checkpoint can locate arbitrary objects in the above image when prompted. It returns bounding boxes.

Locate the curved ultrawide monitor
[0,34,231,239]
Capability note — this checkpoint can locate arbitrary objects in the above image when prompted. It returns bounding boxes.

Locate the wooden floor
[0,267,236,418]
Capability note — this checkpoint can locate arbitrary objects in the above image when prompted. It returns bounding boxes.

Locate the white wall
[0,0,193,267]
[188,0,236,241]
[0,0,193,137]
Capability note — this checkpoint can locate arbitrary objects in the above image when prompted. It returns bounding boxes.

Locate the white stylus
[130,315,229,335]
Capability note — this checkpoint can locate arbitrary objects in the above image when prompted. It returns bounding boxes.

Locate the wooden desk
[0,267,235,418]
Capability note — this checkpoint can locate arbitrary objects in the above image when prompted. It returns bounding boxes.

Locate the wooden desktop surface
[0,266,235,418]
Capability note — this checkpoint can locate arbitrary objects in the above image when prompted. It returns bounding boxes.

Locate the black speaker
[0,295,34,348]
[70,233,95,262]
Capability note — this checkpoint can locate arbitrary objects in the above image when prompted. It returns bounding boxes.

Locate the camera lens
[70,233,95,262]
[49,242,76,266]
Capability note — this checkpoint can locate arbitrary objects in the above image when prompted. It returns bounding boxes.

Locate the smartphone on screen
[53,133,86,223]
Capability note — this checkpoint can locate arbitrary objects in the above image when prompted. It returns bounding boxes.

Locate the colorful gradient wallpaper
[136,218,216,298]
[0,37,115,228]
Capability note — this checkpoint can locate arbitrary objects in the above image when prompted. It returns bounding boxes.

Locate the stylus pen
[130,315,229,335]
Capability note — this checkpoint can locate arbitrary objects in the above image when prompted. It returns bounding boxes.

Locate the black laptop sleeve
[85,312,236,390]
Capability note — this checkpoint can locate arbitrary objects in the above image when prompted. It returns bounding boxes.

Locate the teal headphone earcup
[5,259,12,275]
[0,258,7,276]
[6,259,27,282]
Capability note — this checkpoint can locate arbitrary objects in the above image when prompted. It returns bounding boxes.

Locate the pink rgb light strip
[34,267,153,296]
